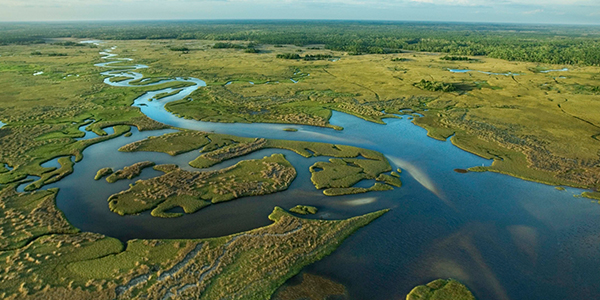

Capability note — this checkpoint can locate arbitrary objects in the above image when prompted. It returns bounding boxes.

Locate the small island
[407,279,475,300]
[105,161,156,183]
[289,205,318,215]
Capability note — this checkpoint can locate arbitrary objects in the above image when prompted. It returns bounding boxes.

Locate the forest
[1,21,599,65]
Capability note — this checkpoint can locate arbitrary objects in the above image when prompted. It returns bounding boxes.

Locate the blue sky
[1,0,599,24]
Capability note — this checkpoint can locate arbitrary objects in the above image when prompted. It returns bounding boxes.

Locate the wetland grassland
[107,154,297,217]
[0,184,387,299]
[116,38,599,191]
[1,22,600,299]
[118,130,401,198]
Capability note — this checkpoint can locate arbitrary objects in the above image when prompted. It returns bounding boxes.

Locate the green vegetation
[283,128,298,132]
[414,79,456,92]
[289,205,318,215]
[277,53,301,59]
[105,161,155,183]
[186,136,263,168]
[153,164,179,173]
[108,154,297,217]
[3,23,600,300]
[151,195,211,218]
[272,273,347,300]
[94,167,113,180]
[582,191,600,201]
[0,188,76,250]
[406,279,475,300]
[376,173,402,187]
[94,39,598,192]
[309,156,394,195]
[23,156,75,191]
[169,46,189,52]
[441,55,472,61]
[0,41,172,191]
[323,182,393,196]
[5,22,600,65]
[120,131,211,156]
[213,42,247,49]
[302,54,334,61]
[119,130,399,195]
[277,53,335,61]
[152,89,182,100]
[0,185,387,300]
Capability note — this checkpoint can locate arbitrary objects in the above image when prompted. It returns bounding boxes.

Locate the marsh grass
[107,154,297,217]
[289,205,318,215]
[407,279,475,300]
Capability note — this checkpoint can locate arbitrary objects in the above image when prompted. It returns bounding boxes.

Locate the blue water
[16,175,41,193]
[448,68,522,76]
[41,44,600,300]
[41,157,63,170]
[540,68,569,73]
[76,121,116,140]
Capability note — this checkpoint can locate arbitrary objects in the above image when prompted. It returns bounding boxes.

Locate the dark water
[49,45,600,300]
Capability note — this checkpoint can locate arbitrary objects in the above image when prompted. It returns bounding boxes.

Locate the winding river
[44,44,600,300]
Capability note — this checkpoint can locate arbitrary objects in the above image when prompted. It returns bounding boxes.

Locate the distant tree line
[440,55,471,61]
[1,21,600,65]
[414,79,456,92]
[212,42,246,49]
[169,46,189,52]
[277,53,334,60]
[276,53,301,59]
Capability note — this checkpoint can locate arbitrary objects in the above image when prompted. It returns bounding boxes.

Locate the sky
[1,0,600,25]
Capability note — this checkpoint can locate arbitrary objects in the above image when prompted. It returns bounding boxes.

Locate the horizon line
[1,19,600,27]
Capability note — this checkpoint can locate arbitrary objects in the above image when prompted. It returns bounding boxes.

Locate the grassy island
[290,205,318,215]
[272,273,347,300]
[105,161,155,183]
[94,167,113,180]
[108,154,297,217]
[407,279,476,300]
[119,130,400,195]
